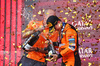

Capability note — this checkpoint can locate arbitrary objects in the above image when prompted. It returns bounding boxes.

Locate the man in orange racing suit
[46,15,81,66]
[18,9,59,66]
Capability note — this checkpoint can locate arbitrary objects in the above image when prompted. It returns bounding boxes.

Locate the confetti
[82,17,84,19]
[65,12,68,15]
[19,63,22,66]
[88,15,91,18]
[33,15,36,17]
[5,57,8,59]
[42,8,45,12]
[72,16,75,19]
[15,51,17,53]
[43,30,46,33]
[83,59,86,61]
[38,10,41,14]
[30,5,35,9]
[1,37,4,38]
[65,19,67,23]
[73,0,76,2]
[73,11,77,14]
[46,58,51,61]
[54,0,56,2]
[88,62,92,66]
[60,10,63,13]
[87,3,90,7]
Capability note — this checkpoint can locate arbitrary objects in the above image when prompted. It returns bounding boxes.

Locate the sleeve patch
[68,38,75,51]
[69,38,75,46]
[69,38,75,41]
[69,45,75,51]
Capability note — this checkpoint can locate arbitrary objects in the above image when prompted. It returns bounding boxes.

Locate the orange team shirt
[25,20,59,62]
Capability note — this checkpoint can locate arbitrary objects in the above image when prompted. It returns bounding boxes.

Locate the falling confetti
[38,10,41,14]
[30,5,35,9]
[73,0,76,2]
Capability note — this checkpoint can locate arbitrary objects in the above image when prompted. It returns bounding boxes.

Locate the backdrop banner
[0,0,100,66]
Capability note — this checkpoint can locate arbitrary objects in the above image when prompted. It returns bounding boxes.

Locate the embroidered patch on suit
[68,38,75,51]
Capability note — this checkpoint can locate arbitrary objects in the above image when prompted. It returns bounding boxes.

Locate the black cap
[46,15,61,33]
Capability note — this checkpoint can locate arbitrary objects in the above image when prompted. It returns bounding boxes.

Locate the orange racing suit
[58,22,81,66]
[24,20,59,62]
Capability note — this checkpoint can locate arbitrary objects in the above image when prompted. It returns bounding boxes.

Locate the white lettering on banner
[71,20,93,30]
[78,48,93,58]
[79,54,93,58]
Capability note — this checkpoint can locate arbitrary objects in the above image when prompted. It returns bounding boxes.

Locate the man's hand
[50,54,58,62]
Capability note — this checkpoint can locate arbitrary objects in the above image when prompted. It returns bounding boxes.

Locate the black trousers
[18,56,47,66]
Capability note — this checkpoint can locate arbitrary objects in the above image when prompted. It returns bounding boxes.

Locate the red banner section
[0,0,22,66]
[0,0,5,66]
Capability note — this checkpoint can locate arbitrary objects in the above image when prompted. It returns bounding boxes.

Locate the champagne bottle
[22,31,41,50]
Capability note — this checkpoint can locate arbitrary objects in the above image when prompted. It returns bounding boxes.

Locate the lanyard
[59,22,66,43]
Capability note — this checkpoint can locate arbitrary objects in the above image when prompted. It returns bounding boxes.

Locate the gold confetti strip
[73,0,76,2]
[72,16,75,19]
[42,8,45,12]
[43,30,46,33]
[76,29,78,31]
[9,63,11,65]
[83,39,85,42]
[1,37,4,38]
[60,10,63,13]
[30,5,35,9]
[73,11,77,14]
[67,1,70,3]
[84,23,89,26]
[68,7,72,11]
[33,15,36,17]
[19,63,22,66]
[93,0,97,3]
[57,7,60,9]
[13,43,15,45]
[88,62,92,66]
[46,12,49,15]
[46,58,51,61]
[82,17,84,19]
[5,57,8,59]
[85,13,88,19]
[54,0,56,2]
[65,12,68,15]
[83,59,86,61]
[63,17,67,19]
[18,46,21,48]
[15,51,17,53]
[87,3,90,7]
[88,15,91,18]
[93,28,96,30]
[65,19,67,23]
[22,30,25,33]
[99,15,100,17]
[39,26,42,28]
[38,10,41,14]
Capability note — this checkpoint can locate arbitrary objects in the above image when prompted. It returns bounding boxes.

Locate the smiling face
[55,21,62,31]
